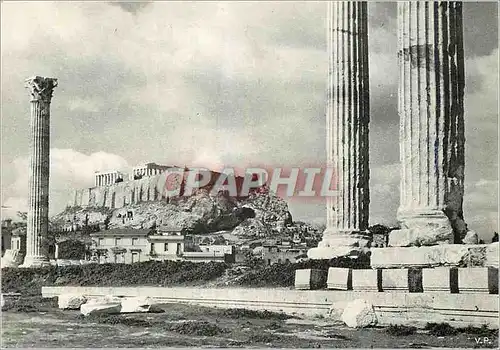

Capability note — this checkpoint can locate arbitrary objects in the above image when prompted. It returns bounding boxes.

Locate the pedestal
[19,255,51,268]
[326,267,352,290]
[352,269,379,292]
[294,269,327,290]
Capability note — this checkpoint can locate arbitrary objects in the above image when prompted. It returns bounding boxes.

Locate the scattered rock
[120,297,163,313]
[80,296,122,316]
[58,294,87,310]
[462,231,479,244]
[341,299,377,328]
[327,301,345,320]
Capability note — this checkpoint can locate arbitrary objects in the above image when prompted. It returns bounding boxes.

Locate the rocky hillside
[52,187,292,237]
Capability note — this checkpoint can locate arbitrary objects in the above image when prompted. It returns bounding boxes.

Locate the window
[17,240,20,249]
[98,238,104,246]
[164,243,169,252]
[176,243,181,255]
[132,252,139,263]
[132,238,138,246]
[115,238,121,246]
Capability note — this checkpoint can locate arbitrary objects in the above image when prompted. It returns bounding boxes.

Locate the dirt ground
[1,302,498,348]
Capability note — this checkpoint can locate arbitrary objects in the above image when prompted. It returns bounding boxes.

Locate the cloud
[1,149,130,219]
[1,2,497,238]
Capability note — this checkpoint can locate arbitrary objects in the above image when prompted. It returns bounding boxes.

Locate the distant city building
[89,227,235,264]
[259,243,308,265]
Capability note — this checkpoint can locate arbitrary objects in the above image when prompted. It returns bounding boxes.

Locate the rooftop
[90,228,151,237]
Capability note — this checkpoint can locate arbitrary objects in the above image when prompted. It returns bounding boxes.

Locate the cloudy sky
[1,2,498,240]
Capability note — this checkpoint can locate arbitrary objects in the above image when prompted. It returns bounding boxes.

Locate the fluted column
[21,76,57,267]
[392,2,466,245]
[308,1,370,259]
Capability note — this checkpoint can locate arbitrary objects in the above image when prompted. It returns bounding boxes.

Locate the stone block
[485,243,499,268]
[120,297,163,313]
[370,245,486,268]
[389,228,453,247]
[327,267,352,290]
[352,269,379,292]
[462,231,479,244]
[422,267,453,292]
[341,299,377,328]
[294,269,327,290]
[457,267,497,294]
[381,269,408,292]
[58,294,87,310]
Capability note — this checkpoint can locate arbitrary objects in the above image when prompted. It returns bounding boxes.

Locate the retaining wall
[41,286,499,328]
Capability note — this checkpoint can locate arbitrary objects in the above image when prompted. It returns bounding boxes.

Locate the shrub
[458,325,497,338]
[220,308,292,320]
[1,296,57,312]
[424,322,458,336]
[386,324,417,336]
[165,321,225,336]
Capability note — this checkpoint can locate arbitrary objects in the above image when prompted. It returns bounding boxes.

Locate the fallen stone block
[352,269,379,292]
[341,299,377,328]
[120,297,163,313]
[294,269,327,290]
[58,294,87,310]
[381,269,408,292]
[462,231,479,244]
[80,295,122,316]
[370,244,487,268]
[327,267,352,290]
[327,301,346,320]
[389,226,453,247]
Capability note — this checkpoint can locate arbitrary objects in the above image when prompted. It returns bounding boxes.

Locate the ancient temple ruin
[308,1,371,260]
[21,76,58,267]
[308,2,472,262]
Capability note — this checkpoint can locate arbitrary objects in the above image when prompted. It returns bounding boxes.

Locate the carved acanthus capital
[25,76,58,102]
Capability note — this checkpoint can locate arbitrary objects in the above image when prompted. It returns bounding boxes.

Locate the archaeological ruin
[20,76,57,268]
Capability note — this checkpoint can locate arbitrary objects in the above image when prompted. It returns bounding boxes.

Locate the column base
[307,228,370,260]
[392,208,453,246]
[19,255,51,268]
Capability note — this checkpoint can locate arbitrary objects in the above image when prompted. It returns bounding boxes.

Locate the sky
[1,2,498,240]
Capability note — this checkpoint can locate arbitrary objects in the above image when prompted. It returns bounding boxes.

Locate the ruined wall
[68,172,175,209]
[68,170,251,210]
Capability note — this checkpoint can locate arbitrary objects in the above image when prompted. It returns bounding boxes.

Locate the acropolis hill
[55,164,293,237]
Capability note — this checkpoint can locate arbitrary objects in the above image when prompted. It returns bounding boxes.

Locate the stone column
[390,2,466,247]
[21,76,57,267]
[308,1,370,259]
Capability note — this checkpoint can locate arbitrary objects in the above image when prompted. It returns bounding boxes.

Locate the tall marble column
[21,76,57,267]
[392,2,466,246]
[308,1,370,259]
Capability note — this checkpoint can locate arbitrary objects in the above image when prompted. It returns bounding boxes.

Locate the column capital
[25,76,58,102]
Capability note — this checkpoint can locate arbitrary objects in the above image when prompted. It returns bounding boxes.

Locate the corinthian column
[308,2,370,259]
[391,2,466,246]
[21,76,57,267]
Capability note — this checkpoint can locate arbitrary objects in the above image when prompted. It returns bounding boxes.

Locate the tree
[492,232,499,243]
[16,211,27,221]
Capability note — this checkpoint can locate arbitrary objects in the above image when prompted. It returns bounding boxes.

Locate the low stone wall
[41,286,499,328]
